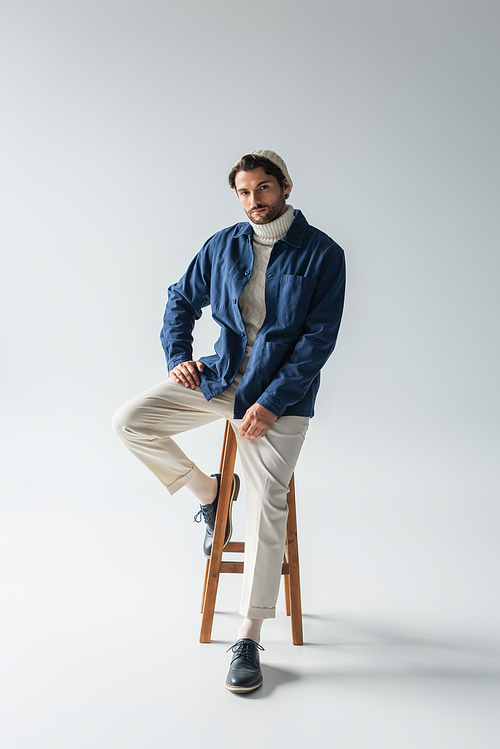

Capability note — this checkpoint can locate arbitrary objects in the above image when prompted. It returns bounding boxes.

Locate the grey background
[1,1,499,746]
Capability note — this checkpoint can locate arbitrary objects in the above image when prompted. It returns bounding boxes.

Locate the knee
[111,403,132,441]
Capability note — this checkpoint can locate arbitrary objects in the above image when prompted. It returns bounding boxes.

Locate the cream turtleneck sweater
[238,205,295,372]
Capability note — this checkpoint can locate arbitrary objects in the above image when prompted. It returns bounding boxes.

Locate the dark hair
[228,155,288,193]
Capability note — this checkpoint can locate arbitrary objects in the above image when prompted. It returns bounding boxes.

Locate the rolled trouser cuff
[239,605,276,620]
[167,464,200,495]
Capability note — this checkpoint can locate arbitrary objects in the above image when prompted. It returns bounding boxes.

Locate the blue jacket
[160,210,345,419]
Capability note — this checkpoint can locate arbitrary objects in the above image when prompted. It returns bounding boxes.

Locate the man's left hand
[239,403,277,440]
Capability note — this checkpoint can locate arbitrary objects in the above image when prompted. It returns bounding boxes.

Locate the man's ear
[283,179,291,199]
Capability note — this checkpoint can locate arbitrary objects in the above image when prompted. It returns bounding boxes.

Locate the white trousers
[112,374,309,619]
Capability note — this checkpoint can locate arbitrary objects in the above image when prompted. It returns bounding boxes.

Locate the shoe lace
[226,639,264,664]
[193,503,215,524]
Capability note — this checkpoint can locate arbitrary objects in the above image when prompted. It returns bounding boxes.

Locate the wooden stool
[200,420,303,645]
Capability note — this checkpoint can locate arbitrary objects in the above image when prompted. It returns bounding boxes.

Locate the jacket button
[233,298,237,303]
[244,270,250,275]
[267,273,273,278]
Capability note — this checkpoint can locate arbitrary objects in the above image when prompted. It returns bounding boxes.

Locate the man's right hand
[169,360,204,389]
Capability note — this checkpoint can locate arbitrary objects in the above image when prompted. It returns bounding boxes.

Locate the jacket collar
[234,209,309,248]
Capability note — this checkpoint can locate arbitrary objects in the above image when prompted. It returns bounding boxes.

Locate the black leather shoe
[225,639,264,693]
[193,473,240,557]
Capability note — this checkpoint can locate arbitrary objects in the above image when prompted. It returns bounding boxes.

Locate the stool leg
[284,550,292,616]
[285,475,303,645]
[201,559,210,613]
[200,422,237,643]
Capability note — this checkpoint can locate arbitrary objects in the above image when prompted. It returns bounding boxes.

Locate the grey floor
[2,496,500,749]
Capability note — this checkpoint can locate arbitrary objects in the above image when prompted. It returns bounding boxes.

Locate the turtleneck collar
[249,204,295,242]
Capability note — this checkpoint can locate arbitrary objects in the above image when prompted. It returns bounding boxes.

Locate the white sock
[237,618,263,644]
[185,472,218,505]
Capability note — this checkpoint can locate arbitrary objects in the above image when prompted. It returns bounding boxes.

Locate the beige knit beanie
[233,149,293,196]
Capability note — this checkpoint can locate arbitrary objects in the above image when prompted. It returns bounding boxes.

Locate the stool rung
[220,561,244,573]
[224,541,245,553]
[218,561,290,575]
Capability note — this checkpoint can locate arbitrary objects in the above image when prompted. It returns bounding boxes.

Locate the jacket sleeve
[256,247,346,417]
[160,239,213,370]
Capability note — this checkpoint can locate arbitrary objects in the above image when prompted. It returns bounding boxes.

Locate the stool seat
[200,420,303,645]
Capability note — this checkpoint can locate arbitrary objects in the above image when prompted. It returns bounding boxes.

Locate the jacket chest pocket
[277,275,317,325]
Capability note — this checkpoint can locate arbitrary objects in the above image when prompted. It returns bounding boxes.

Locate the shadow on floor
[230,665,300,699]
[298,614,500,680]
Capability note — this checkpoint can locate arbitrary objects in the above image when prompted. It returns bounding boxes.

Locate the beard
[246,191,286,224]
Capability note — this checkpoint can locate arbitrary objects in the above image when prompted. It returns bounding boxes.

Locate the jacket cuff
[256,393,287,419]
[167,355,191,371]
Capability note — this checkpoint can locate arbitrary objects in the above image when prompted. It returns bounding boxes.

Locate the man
[113,149,345,693]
